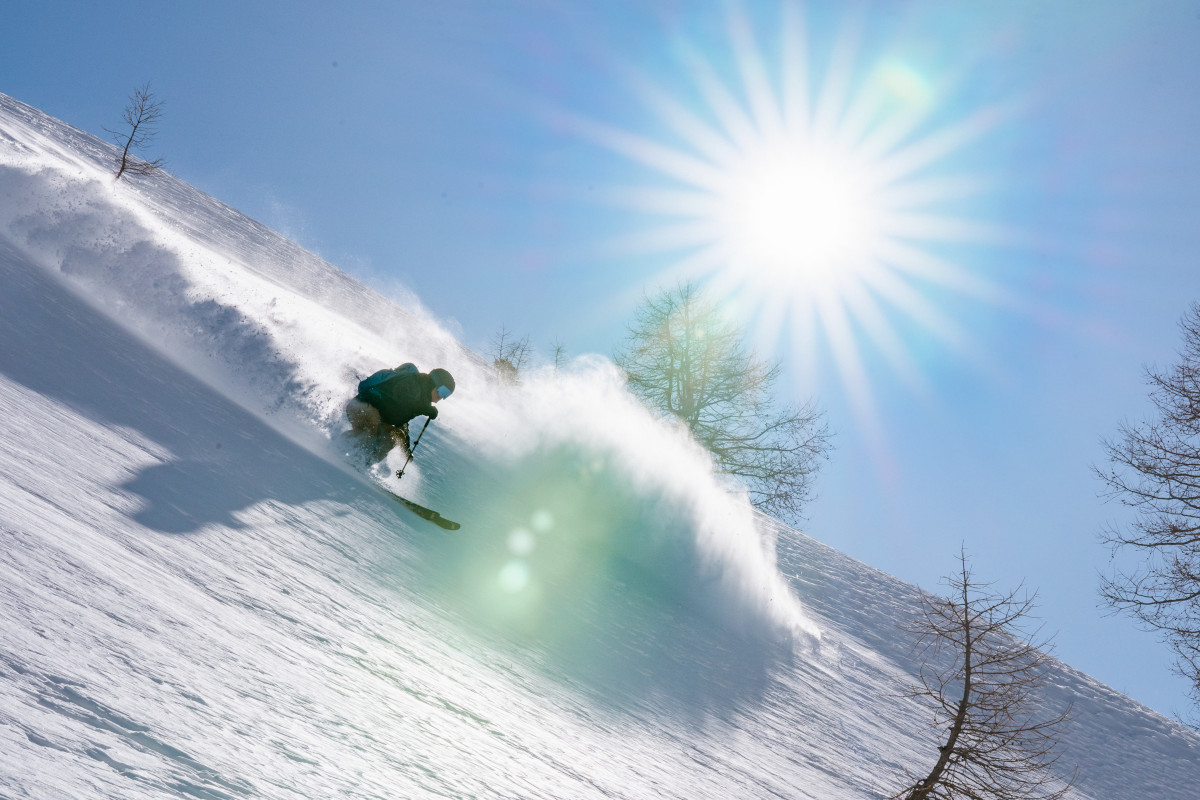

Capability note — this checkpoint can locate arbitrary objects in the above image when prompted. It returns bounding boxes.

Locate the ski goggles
[435,384,453,399]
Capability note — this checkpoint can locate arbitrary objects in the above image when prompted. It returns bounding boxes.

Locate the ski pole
[396,417,431,480]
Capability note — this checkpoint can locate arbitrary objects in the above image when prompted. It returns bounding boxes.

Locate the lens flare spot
[875,60,933,110]
[498,560,531,593]
[531,509,554,532]
[508,528,536,556]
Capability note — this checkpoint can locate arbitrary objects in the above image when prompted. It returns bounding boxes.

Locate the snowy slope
[1,93,1197,799]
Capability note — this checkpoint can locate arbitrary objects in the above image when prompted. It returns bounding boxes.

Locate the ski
[381,488,461,531]
[340,436,460,530]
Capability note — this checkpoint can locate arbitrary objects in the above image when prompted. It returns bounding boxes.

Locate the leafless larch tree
[550,338,567,373]
[1098,302,1200,720]
[895,551,1075,800]
[490,324,531,383]
[107,82,165,181]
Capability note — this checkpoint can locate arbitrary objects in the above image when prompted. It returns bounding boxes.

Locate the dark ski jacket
[356,364,438,428]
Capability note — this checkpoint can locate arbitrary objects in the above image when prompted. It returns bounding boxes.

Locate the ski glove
[427,406,439,420]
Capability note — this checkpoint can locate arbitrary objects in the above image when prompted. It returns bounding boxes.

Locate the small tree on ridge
[107,82,165,181]
[490,324,531,383]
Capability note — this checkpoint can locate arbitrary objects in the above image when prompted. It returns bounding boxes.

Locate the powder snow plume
[0,93,817,651]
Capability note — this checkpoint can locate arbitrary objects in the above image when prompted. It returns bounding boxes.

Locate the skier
[345,363,455,465]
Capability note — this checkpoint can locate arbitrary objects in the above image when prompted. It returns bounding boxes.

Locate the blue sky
[6,0,1200,719]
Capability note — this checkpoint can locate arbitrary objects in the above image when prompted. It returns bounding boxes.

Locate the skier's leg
[395,422,412,458]
[345,399,389,464]
[377,422,409,461]
[346,398,382,434]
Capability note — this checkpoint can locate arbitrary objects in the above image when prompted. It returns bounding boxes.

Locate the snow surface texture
[0,93,1196,799]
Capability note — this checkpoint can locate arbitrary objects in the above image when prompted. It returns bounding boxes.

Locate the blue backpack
[358,362,418,399]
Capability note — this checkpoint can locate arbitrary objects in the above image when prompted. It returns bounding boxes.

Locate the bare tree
[106,82,165,181]
[1098,302,1200,717]
[490,324,531,383]
[614,282,830,524]
[550,339,567,373]
[896,550,1075,800]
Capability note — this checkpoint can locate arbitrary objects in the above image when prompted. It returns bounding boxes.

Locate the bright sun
[719,140,877,291]
[574,5,1010,423]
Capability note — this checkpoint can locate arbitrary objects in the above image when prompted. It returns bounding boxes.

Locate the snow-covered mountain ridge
[1,92,1197,799]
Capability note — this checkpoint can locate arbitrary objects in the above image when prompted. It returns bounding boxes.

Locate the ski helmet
[430,368,455,397]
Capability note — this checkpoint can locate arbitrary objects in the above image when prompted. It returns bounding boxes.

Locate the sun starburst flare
[570,5,1019,428]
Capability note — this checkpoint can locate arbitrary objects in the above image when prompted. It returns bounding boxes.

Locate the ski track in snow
[1,92,1198,799]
